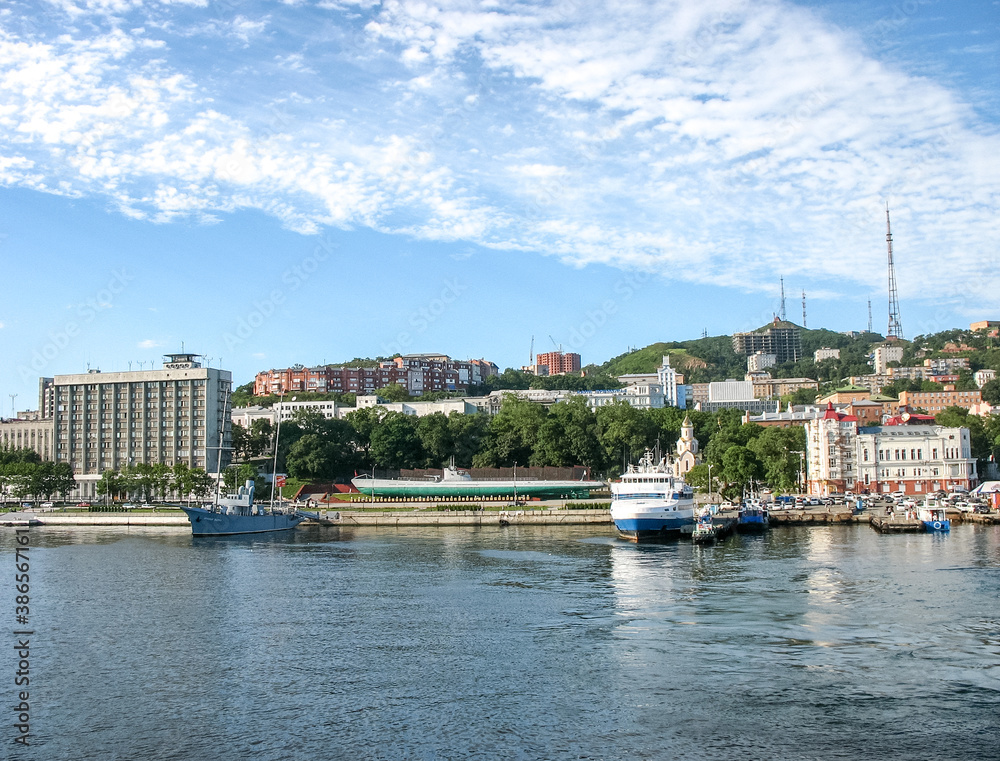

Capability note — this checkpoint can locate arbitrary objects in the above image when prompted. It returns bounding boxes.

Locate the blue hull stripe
[614,517,693,532]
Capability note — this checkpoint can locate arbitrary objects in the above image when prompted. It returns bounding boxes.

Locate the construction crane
[549,335,560,352]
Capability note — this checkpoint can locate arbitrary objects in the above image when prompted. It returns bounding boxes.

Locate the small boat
[917,501,950,533]
[692,507,719,544]
[180,479,306,536]
[610,451,695,541]
[736,497,770,533]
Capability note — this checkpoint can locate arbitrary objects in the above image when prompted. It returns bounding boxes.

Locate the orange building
[535,351,581,375]
[898,387,982,413]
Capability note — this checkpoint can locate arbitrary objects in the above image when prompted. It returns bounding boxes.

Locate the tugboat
[736,496,770,533]
[692,507,719,544]
[610,450,695,541]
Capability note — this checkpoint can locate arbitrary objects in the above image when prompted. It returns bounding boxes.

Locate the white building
[814,347,840,362]
[747,351,777,372]
[974,369,996,388]
[872,343,905,373]
[805,402,978,496]
[617,355,689,408]
[855,424,977,495]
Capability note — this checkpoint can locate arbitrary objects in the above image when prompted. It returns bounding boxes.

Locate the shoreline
[2,505,997,529]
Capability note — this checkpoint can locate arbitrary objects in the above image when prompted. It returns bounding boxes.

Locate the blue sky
[1,0,998,411]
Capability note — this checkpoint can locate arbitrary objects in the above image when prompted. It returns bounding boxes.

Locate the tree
[980,379,1000,405]
[370,411,425,469]
[376,384,411,402]
[720,445,764,501]
[747,426,806,493]
[596,400,657,471]
[534,397,605,468]
[248,418,274,458]
[417,413,454,467]
[285,419,360,481]
[448,413,489,468]
[473,395,547,467]
[346,406,388,465]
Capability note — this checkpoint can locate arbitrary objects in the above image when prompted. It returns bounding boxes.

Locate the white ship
[610,451,696,541]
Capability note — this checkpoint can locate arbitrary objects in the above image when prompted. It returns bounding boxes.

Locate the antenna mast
[886,205,903,340]
[801,290,806,328]
[867,299,873,334]
[779,277,786,321]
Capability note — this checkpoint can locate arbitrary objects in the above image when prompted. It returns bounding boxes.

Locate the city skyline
[1,0,998,408]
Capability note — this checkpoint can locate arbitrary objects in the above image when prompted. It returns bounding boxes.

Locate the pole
[271,391,284,510]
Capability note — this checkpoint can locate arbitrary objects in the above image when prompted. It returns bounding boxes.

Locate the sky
[1,0,998,412]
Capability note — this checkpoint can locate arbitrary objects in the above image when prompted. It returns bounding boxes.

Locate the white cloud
[1,0,998,308]
[138,339,162,349]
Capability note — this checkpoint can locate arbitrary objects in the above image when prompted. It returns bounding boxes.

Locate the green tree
[720,445,764,501]
[345,406,388,465]
[448,413,489,468]
[596,400,657,471]
[747,426,806,493]
[980,379,1000,405]
[376,384,411,402]
[417,413,454,467]
[473,395,547,467]
[534,397,605,468]
[370,411,425,469]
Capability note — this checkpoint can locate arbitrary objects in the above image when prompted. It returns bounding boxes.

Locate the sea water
[2,523,998,760]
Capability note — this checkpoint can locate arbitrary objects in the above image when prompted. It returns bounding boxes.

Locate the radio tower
[779,277,786,321]
[867,299,873,334]
[886,205,903,340]
[801,291,807,328]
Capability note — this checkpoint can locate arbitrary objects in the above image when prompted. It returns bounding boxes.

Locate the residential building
[898,388,982,413]
[699,379,779,414]
[814,347,840,362]
[970,320,1000,337]
[974,369,996,388]
[254,354,497,397]
[51,353,232,498]
[534,350,581,376]
[748,375,818,400]
[747,351,777,371]
[744,404,825,428]
[872,343,905,373]
[0,415,54,460]
[733,318,802,364]
[818,385,872,406]
[805,403,859,495]
[924,357,969,374]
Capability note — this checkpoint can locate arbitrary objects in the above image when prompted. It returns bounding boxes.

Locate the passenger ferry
[610,451,695,541]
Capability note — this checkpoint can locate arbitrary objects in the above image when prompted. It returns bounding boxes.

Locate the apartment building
[254,354,498,397]
[51,354,232,498]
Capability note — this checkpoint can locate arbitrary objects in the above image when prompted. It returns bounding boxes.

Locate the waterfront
[2,523,999,760]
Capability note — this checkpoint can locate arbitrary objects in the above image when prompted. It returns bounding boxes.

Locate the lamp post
[270,391,295,509]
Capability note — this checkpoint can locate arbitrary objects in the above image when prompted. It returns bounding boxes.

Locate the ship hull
[180,506,305,536]
[610,507,695,541]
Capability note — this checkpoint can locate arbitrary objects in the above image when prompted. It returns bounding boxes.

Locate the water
[2,523,999,760]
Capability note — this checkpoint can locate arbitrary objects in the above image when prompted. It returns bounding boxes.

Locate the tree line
[0,447,76,502]
[233,397,809,501]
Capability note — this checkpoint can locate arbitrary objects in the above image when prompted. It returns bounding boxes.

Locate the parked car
[76,501,91,507]
[40,501,54,509]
